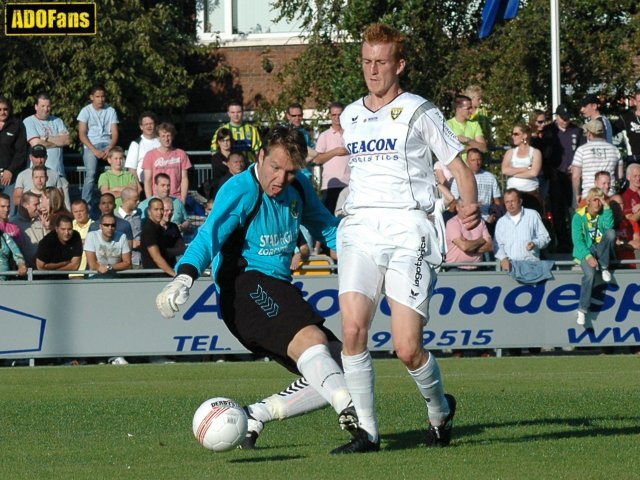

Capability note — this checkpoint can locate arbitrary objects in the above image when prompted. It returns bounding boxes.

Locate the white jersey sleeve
[341,92,463,214]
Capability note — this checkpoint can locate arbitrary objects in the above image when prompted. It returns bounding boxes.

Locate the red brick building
[196,1,309,113]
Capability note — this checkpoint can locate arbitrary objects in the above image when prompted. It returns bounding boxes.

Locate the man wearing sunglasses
[84,212,131,276]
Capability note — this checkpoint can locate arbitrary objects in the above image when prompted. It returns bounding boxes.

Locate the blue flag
[479,0,520,39]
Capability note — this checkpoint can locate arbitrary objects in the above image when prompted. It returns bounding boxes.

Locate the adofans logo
[5,2,96,36]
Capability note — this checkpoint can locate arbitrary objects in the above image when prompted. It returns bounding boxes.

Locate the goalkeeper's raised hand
[156,274,193,318]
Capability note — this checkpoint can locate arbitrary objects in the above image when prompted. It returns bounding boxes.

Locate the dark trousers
[321,187,345,216]
[549,171,572,249]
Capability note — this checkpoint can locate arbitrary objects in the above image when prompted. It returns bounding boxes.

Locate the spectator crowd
[2,85,640,329]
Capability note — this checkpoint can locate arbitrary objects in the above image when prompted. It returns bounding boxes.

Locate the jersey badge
[391,108,403,120]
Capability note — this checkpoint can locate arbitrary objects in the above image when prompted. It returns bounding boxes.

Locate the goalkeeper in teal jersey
[156,125,361,452]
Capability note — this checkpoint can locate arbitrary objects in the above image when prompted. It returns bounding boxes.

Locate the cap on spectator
[31,144,48,158]
[555,104,571,121]
[583,118,604,135]
[581,93,600,107]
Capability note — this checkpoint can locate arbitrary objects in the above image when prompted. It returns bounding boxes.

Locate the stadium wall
[1,270,639,360]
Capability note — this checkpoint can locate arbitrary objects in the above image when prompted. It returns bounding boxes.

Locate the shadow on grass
[381,416,640,451]
[229,454,305,463]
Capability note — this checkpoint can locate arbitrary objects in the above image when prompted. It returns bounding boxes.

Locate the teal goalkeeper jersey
[177,165,338,286]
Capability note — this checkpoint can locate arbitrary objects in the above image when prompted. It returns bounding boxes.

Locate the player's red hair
[362,23,406,61]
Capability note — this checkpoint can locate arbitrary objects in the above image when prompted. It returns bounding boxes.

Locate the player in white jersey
[332,23,480,454]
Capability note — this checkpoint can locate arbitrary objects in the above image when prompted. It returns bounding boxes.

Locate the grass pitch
[1,356,639,480]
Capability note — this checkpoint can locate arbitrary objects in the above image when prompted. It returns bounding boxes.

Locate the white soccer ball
[192,397,248,452]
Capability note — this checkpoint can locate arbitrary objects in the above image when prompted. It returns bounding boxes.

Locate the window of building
[199,0,305,45]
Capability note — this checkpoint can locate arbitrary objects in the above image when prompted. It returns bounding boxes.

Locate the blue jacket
[177,165,338,286]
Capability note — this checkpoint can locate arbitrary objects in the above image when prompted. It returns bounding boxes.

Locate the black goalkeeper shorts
[218,269,339,374]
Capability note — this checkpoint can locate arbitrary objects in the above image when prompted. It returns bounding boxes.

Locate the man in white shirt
[85,212,131,275]
[451,147,502,226]
[494,188,550,272]
[23,92,70,178]
[125,111,160,185]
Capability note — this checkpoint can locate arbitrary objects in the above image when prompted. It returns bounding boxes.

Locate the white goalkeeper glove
[156,274,193,318]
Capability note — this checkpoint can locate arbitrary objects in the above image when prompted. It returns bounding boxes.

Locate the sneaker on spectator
[576,310,586,326]
[601,269,612,283]
[109,356,129,365]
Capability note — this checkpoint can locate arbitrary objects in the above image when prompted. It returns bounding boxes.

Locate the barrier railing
[3,257,640,280]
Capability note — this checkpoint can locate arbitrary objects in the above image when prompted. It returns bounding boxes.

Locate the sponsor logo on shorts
[390,108,403,120]
[249,284,280,318]
[413,236,426,288]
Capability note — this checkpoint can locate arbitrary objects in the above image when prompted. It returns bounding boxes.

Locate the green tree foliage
[449,0,640,143]
[272,0,639,144]
[271,0,481,114]
[0,0,211,145]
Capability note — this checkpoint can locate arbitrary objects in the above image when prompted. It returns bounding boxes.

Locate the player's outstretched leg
[296,344,352,413]
[239,377,328,449]
[239,339,353,450]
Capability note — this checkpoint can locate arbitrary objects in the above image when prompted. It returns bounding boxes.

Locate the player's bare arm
[448,156,480,229]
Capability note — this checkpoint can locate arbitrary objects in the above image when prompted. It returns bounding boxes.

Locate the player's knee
[394,342,425,369]
[342,322,367,352]
[301,325,329,347]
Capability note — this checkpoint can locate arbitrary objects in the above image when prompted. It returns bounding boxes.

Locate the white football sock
[296,344,351,414]
[342,349,378,442]
[246,377,328,423]
[408,351,450,425]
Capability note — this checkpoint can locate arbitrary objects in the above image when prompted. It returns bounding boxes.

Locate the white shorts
[337,209,441,321]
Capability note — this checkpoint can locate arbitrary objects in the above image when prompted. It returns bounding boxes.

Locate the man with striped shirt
[210,100,262,163]
[571,119,622,206]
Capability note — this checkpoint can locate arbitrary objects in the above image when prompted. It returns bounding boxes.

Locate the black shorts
[218,269,339,374]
